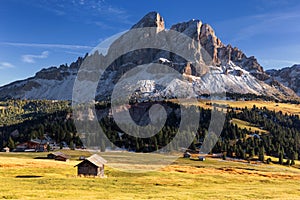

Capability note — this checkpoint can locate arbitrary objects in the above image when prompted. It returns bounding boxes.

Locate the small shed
[3,147,10,152]
[199,156,206,161]
[75,154,107,177]
[212,153,223,158]
[183,152,191,158]
[79,156,86,160]
[47,152,71,161]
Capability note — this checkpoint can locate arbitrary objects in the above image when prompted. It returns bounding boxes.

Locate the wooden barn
[47,152,71,162]
[183,152,191,158]
[75,154,107,177]
[199,156,206,161]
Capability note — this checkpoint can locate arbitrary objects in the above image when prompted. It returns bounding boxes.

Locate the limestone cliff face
[131,11,165,32]
[171,19,264,78]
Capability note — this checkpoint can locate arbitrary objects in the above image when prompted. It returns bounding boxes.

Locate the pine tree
[258,146,265,162]
[291,151,296,166]
[279,151,284,165]
[249,148,255,158]
[69,141,75,150]
[153,137,158,151]
[7,137,15,149]
[46,144,51,152]
[100,139,105,152]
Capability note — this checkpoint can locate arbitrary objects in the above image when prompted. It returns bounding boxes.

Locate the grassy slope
[202,100,300,115]
[174,99,300,115]
[231,118,269,134]
[1,151,300,200]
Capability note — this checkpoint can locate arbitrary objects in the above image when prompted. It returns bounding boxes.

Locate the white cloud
[230,9,300,42]
[0,62,14,69]
[64,51,86,56]
[22,51,49,63]
[34,0,132,26]
[93,21,114,29]
[107,5,126,15]
[1,42,93,50]
[79,0,85,5]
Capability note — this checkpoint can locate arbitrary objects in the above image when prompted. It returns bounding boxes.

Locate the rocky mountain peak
[170,19,202,39]
[0,12,298,101]
[131,11,165,32]
[200,24,224,64]
[170,20,224,64]
[266,64,300,96]
[170,17,264,74]
[200,24,223,47]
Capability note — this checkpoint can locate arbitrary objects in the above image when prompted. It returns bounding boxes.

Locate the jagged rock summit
[131,11,165,32]
[266,64,300,96]
[0,12,298,101]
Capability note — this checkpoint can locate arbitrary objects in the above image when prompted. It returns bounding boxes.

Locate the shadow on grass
[15,175,43,178]
[34,157,50,159]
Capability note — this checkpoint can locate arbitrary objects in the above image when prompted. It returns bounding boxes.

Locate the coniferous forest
[0,99,299,165]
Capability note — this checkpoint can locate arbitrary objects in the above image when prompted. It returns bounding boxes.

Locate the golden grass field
[173,99,300,115]
[231,118,269,134]
[201,100,300,115]
[1,151,300,200]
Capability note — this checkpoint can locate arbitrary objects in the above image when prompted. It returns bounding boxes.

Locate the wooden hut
[47,151,71,161]
[75,154,107,177]
[199,156,206,161]
[183,152,191,158]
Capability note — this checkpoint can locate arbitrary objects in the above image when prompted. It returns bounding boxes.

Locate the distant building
[199,156,206,161]
[75,154,107,177]
[47,152,71,162]
[27,140,48,152]
[3,147,9,152]
[212,153,223,158]
[79,156,86,160]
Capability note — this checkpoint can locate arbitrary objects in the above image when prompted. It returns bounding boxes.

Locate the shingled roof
[48,151,71,159]
[75,154,107,167]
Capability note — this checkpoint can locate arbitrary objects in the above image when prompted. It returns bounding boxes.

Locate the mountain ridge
[266,64,300,96]
[0,12,298,101]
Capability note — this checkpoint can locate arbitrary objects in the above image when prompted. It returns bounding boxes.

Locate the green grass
[1,151,300,199]
[231,118,269,134]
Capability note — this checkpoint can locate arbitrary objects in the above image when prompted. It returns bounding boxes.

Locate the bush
[285,159,291,166]
[291,159,295,166]
[222,153,226,160]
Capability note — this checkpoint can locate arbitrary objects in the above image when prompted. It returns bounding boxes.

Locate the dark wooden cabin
[75,154,107,177]
[47,151,71,161]
[183,152,191,158]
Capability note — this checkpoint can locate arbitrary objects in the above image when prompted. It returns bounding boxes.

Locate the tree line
[1,100,299,166]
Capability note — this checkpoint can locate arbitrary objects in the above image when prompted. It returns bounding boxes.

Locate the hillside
[1,99,299,167]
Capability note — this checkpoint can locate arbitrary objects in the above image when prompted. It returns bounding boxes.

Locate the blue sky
[1,0,300,86]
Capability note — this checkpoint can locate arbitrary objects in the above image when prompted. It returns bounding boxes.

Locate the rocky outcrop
[131,11,165,32]
[0,57,84,100]
[266,64,300,96]
[170,20,224,64]
[170,19,265,81]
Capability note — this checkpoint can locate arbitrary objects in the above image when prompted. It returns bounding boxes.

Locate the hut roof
[48,151,71,159]
[75,154,107,167]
